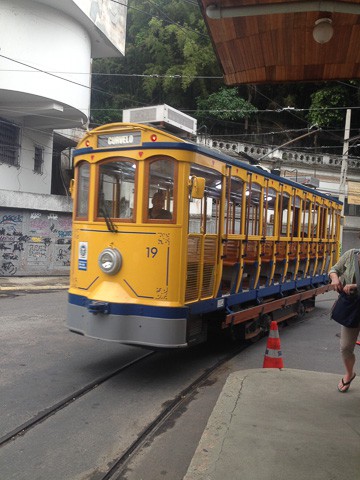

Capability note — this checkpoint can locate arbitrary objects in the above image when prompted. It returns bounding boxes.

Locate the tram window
[263,186,276,237]
[301,198,311,238]
[279,192,290,236]
[319,205,327,238]
[97,159,136,221]
[146,157,175,222]
[327,207,335,238]
[307,200,317,237]
[289,195,301,237]
[188,164,222,234]
[75,162,90,219]
[226,177,244,235]
[334,211,341,240]
[246,182,261,236]
[326,208,332,238]
[312,202,320,237]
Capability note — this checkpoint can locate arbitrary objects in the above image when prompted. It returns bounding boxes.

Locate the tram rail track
[0,351,155,448]
[1,308,324,480]
[1,340,249,479]
[1,286,337,480]
[100,343,248,480]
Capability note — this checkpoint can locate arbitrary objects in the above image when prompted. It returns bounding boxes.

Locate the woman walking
[329,248,360,392]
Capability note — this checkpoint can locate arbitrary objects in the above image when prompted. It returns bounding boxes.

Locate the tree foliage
[307,85,350,128]
[90,1,360,151]
[196,88,257,123]
[90,0,222,125]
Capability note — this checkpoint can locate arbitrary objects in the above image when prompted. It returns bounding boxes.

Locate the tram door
[185,165,222,303]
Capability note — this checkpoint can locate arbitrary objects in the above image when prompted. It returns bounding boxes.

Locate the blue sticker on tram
[78,259,87,271]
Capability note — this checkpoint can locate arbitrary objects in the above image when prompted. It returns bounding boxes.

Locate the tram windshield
[146,157,175,222]
[97,159,136,221]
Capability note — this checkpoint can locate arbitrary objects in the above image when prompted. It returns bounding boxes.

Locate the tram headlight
[98,248,122,275]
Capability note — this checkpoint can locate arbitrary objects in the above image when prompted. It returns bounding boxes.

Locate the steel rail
[100,344,249,480]
[0,351,155,448]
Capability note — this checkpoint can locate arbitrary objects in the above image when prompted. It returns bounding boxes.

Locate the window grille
[34,146,44,174]
[0,118,20,167]
[344,199,360,216]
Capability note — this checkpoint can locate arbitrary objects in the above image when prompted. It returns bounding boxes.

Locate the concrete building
[0,0,126,276]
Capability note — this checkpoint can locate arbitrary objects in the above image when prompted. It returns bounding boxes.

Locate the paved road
[0,289,342,479]
[124,290,345,480]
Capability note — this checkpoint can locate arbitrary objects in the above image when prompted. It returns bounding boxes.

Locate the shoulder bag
[331,252,360,328]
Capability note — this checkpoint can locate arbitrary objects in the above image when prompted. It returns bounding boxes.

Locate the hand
[343,284,357,295]
[330,276,343,293]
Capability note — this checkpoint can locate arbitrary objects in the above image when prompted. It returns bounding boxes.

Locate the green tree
[308,85,349,127]
[90,0,221,125]
[195,87,257,124]
[89,2,360,150]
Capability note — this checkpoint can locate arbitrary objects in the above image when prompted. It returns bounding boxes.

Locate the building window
[34,146,44,174]
[0,118,20,167]
[344,199,360,216]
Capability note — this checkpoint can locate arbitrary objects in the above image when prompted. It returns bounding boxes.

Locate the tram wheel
[286,301,306,326]
[244,319,263,343]
[259,313,272,332]
[297,301,306,318]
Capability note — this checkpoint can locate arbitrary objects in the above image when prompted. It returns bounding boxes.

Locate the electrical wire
[0,69,223,79]
[0,53,112,97]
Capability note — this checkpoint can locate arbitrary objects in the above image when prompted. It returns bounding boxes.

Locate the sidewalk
[184,368,360,480]
[0,276,69,291]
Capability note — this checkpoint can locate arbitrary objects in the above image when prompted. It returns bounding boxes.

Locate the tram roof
[74,137,341,204]
[187,141,342,204]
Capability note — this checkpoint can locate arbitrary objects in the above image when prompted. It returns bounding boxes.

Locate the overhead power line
[0,53,112,97]
[0,68,223,79]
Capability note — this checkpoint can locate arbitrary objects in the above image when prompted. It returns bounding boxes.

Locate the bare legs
[338,326,359,392]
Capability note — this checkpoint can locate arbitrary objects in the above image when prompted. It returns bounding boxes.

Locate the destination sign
[98,131,141,148]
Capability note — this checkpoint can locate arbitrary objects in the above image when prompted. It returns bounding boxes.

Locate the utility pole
[339,108,351,247]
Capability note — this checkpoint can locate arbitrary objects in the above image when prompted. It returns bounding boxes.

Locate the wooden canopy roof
[198,0,360,84]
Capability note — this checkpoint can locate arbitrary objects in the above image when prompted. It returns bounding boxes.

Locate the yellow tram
[67,123,341,348]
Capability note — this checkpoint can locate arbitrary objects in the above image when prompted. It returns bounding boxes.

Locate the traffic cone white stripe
[265,348,283,358]
[269,330,279,338]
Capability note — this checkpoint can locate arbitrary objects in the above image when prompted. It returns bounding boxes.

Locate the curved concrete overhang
[0,91,87,129]
[34,0,127,58]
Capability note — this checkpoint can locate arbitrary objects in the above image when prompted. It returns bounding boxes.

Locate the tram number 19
[146,247,158,258]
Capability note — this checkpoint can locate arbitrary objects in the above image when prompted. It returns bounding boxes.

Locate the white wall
[0,0,92,126]
[0,127,53,194]
[0,0,128,198]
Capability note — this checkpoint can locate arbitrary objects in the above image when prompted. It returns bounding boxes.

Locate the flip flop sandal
[338,373,356,393]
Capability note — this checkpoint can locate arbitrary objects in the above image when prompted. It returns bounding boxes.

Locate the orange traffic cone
[263,321,284,368]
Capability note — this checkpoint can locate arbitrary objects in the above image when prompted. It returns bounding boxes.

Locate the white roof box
[122,104,197,135]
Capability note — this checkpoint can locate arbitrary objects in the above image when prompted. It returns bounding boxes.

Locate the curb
[0,285,69,291]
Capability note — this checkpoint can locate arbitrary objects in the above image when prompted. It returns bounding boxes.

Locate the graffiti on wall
[0,213,24,275]
[0,210,72,276]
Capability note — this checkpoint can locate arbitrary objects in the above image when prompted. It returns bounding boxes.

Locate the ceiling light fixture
[313,18,334,44]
